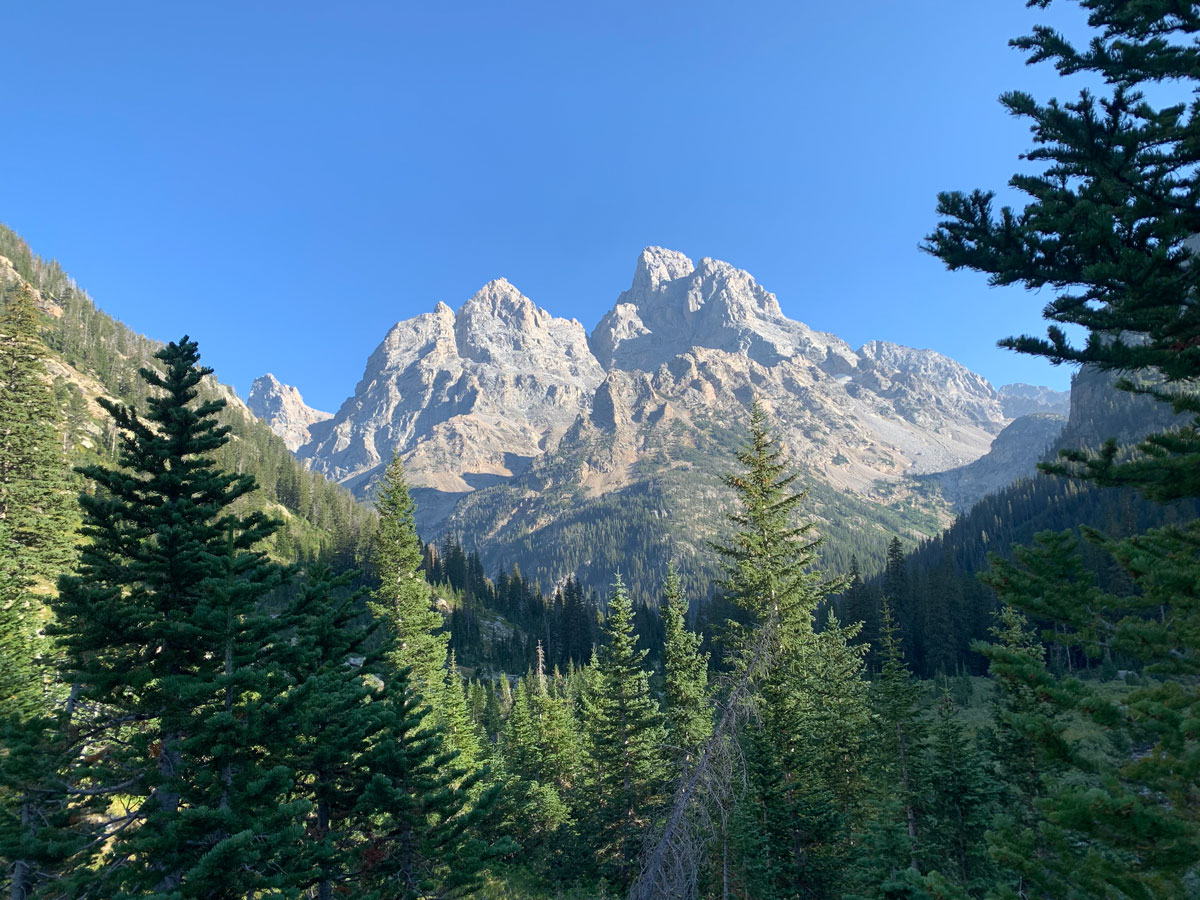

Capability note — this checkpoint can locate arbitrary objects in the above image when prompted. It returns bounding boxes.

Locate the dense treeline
[840,472,1200,679]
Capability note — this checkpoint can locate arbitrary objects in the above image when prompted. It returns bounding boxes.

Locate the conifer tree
[371,453,481,776]
[850,599,927,898]
[661,567,711,768]
[587,574,667,885]
[270,564,379,899]
[49,336,303,896]
[926,5,1200,894]
[372,453,448,700]
[355,666,511,900]
[920,692,996,896]
[0,283,74,584]
[0,285,80,900]
[710,403,866,899]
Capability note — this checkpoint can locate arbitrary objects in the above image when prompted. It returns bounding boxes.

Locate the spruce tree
[920,692,996,897]
[0,283,74,584]
[371,454,481,773]
[355,666,511,900]
[268,564,395,899]
[50,336,303,896]
[926,5,1200,894]
[371,453,448,699]
[850,599,927,898]
[587,574,667,886]
[0,284,80,900]
[661,566,711,769]
[712,402,866,899]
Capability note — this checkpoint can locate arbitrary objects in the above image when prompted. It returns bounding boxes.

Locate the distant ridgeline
[841,363,1200,679]
[0,223,376,569]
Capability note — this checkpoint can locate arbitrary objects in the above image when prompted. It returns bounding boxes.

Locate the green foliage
[711,403,869,899]
[50,336,304,895]
[661,567,712,766]
[586,575,667,886]
[927,4,1200,896]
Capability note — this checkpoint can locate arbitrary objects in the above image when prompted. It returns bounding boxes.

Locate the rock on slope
[247,374,333,452]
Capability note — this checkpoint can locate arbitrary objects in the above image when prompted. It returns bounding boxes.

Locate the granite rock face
[294,279,604,502]
[998,382,1071,418]
[247,374,333,452]
[285,248,1054,536]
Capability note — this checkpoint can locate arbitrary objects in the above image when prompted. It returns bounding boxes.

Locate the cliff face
[290,279,604,501]
[249,248,1032,546]
[247,374,332,452]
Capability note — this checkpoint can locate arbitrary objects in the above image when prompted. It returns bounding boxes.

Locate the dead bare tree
[627,615,779,900]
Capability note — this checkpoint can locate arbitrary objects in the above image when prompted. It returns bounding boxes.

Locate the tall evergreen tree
[372,453,448,700]
[711,403,866,899]
[661,566,711,768]
[850,598,927,898]
[49,336,303,896]
[926,4,1200,895]
[920,692,996,897]
[371,454,481,774]
[0,283,74,584]
[586,574,667,886]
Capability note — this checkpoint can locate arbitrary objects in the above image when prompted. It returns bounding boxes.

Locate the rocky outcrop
[247,374,333,452]
[929,413,1067,510]
[590,247,859,373]
[998,383,1071,418]
[297,279,604,507]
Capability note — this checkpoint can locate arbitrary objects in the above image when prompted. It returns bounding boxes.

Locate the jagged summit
[279,248,1052,539]
[247,374,332,452]
[589,247,850,371]
[298,277,603,499]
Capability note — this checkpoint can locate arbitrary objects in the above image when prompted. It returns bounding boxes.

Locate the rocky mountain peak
[591,248,848,370]
[247,374,333,452]
[297,278,604,500]
[631,246,695,296]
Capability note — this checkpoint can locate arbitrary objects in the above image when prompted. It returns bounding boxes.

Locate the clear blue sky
[2,1,1093,411]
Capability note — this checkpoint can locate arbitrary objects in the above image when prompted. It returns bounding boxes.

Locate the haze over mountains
[249,248,1069,584]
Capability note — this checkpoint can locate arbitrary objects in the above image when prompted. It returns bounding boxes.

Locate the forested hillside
[843,362,1200,679]
[0,223,376,567]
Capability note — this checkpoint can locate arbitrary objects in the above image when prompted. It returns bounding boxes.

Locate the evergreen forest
[2,3,1199,898]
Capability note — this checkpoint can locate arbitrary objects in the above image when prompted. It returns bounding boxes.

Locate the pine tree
[270,564,379,899]
[0,283,74,584]
[851,599,927,898]
[711,403,866,899]
[926,5,1200,894]
[920,692,996,896]
[0,287,77,900]
[661,566,711,768]
[586,574,667,886]
[371,454,448,702]
[355,666,511,900]
[48,336,304,896]
[370,453,486,773]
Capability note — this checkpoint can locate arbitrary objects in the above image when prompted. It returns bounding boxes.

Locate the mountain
[997,382,1071,418]
[927,412,1067,510]
[247,374,333,452]
[254,247,1051,598]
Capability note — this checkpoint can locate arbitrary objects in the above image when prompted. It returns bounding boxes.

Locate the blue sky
[2,1,1093,411]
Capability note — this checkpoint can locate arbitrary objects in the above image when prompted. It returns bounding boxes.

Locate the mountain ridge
[249,247,1068,597]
